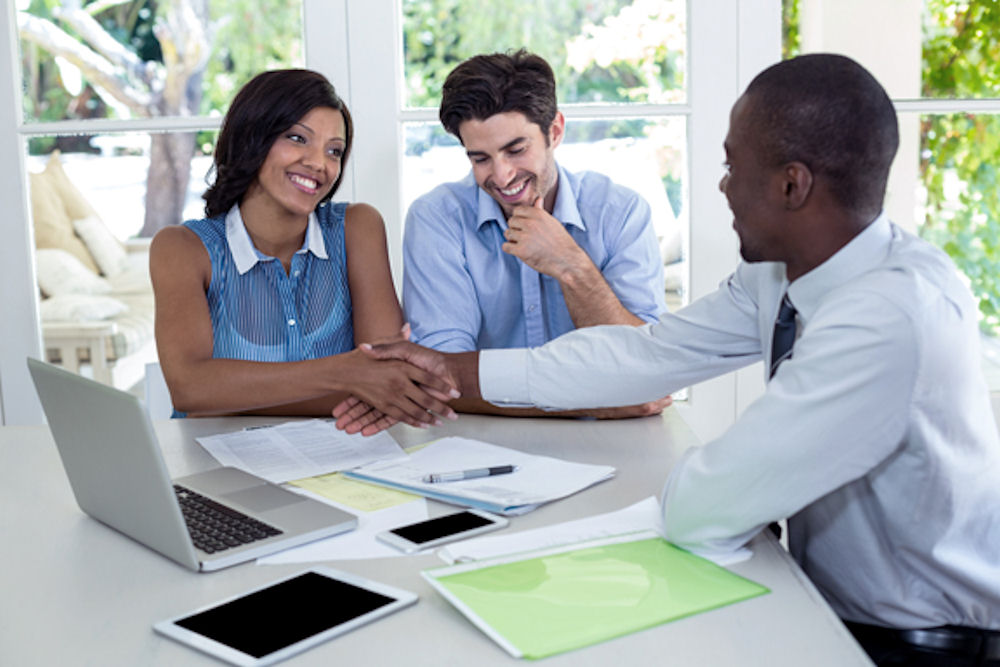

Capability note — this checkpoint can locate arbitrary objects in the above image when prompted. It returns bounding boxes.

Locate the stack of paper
[439,497,752,567]
[345,437,615,515]
[423,531,769,659]
[195,419,404,484]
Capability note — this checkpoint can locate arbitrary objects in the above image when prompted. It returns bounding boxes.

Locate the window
[344,0,778,440]
[2,0,305,423]
[3,0,776,433]
[18,1,304,238]
[784,0,1000,390]
[400,0,689,307]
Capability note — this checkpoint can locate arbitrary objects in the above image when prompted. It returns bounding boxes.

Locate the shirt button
[293,270,301,277]
[528,304,537,313]
[287,319,296,327]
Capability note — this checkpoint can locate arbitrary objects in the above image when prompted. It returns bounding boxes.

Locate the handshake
[332,339,672,436]
[332,341,475,437]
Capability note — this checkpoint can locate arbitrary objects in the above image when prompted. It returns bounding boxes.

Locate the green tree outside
[920,0,1000,335]
[784,0,1000,335]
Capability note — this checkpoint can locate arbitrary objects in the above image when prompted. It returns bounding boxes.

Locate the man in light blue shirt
[403,50,669,418]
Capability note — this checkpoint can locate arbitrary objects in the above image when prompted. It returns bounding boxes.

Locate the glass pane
[27,131,216,242]
[783,0,1000,99]
[402,117,689,310]
[914,111,1000,387]
[18,1,303,123]
[401,0,687,108]
[784,1,1000,389]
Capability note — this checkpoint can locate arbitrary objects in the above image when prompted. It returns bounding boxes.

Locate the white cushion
[39,294,127,322]
[35,248,112,297]
[108,254,153,294]
[73,216,128,277]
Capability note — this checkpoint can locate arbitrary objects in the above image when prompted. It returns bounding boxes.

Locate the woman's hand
[334,347,458,432]
[333,341,462,435]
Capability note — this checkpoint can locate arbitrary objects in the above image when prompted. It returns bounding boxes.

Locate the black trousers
[845,621,1000,667]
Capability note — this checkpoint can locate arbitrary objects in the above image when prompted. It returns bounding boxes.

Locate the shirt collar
[787,212,893,321]
[475,163,586,232]
[225,204,329,275]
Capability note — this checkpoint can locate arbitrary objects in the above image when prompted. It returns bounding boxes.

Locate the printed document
[196,419,403,484]
[345,436,615,515]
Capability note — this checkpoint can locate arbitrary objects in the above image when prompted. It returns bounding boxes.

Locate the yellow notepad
[422,531,769,660]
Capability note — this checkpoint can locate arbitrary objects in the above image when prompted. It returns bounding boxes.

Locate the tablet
[154,567,417,666]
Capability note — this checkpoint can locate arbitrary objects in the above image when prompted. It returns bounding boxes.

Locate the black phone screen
[389,511,494,544]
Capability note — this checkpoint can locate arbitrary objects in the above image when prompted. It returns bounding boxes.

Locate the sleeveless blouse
[184,203,355,363]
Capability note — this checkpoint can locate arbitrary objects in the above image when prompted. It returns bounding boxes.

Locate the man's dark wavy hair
[439,49,557,144]
[203,69,353,218]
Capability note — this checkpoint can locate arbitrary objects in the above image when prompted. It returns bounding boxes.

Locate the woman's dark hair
[203,69,353,218]
[439,49,557,144]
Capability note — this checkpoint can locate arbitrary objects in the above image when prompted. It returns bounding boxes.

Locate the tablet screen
[174,571,395,659]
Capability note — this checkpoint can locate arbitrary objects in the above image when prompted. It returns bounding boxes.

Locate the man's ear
[782,161,813,210]
[548,111,566,149]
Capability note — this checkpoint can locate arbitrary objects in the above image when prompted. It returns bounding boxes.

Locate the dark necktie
[769,293,797,379]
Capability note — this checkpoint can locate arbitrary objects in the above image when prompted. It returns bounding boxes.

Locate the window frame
[1,0,778,433]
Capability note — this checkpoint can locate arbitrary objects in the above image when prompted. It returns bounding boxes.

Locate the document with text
[196,419,404,484]
[345,436,615,515]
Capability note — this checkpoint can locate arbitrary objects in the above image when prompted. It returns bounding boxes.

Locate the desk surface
[1,410,871,666]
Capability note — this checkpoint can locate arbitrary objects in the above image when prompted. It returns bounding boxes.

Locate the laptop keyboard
[174,485,283,554]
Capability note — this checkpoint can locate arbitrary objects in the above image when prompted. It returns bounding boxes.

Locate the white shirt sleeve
[480,262,768,410]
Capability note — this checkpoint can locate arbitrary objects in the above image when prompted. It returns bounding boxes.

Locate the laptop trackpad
[223,485,301,512]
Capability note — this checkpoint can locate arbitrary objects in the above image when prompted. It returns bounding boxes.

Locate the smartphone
[153,567,417,666]
[376,509,509,553]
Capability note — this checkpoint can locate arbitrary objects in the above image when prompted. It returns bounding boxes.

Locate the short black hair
[203,69,353,218]
[743,53,899,215]
[439,49,558,143]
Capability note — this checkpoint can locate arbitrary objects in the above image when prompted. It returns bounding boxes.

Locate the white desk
[0,411,871,666]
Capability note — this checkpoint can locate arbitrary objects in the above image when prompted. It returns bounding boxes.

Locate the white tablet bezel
[375,509,509,554]
[153,567,418,666]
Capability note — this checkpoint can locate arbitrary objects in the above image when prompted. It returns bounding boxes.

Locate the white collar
[225,204,329,275]
[788,212,893,320]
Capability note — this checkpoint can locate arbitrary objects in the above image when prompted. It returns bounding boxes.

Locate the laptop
[27,357,358,572]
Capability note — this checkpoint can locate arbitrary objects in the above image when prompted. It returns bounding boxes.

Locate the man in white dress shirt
[337,54,1000,665]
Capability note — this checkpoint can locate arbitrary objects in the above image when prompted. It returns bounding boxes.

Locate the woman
[150,69,456,427]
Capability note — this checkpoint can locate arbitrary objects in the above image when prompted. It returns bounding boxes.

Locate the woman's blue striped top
[183,202,355,363]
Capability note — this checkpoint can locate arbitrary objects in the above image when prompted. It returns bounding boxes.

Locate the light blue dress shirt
[403,164,667,351]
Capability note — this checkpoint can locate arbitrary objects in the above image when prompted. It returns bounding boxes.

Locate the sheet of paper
[258,492,429,563]
[438,496,751,567]
[195,419,403,483]
[347,436,615,512]
[290,472,419,512]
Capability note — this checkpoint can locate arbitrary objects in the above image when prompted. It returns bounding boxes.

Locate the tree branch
[53,0,156,89]
[154,0,210,112]
[17,11,153,116]
[84,0,134,16]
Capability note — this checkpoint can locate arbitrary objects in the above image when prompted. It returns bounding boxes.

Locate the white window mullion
[303,0,355,202]
[676,0,781,443]
[0,2,44,425]
[341,0,406,291]
[672,0,741,442]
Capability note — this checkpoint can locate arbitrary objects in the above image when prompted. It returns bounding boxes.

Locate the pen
[422,465,518,484]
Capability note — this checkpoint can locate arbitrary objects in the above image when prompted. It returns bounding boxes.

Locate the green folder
[422,531,769,660]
